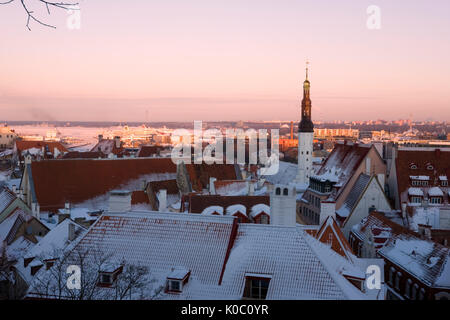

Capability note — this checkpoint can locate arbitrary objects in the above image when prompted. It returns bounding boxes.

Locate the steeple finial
[305,60,309,81]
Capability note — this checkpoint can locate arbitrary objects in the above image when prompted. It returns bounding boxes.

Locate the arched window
[412,284,419,300]
[395,272,402,290]
[275,187,281,195]
[389,267,395,285]
[283,188,289,196]
[419,288,426,300]
[405,279,412,298]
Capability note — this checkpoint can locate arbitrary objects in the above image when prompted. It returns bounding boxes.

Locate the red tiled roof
[131,191,150,205]
[315,216,354,260]
[137,145,163,158]
[29,158,176,211]
[147,179,179,195]
[184,194,269,214]
[358,211,419,238]
[90,139,123,155]
[62,151,106,159]
[395,149,450,202]
[15,141,68,157]
[185,164,239,191]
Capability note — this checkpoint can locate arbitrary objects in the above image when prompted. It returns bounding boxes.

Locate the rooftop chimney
[319,201,336,225]
[401,202,407,219]
[270,184,296,227]
[157,189,167,212]
[12,184,17,194]
[98,134,103,142]
[108,190,132,212]
[247,181,255,196]
[64,202,71,215]
[114,136,121,149]
[68,222,76,241]
[209,177,217,195]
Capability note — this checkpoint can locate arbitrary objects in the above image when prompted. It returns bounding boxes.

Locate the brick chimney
[98,134,103,142]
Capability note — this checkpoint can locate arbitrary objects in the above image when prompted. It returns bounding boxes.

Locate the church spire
[298,61,314,133]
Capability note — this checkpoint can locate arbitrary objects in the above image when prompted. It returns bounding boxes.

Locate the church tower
[295,62,314,187]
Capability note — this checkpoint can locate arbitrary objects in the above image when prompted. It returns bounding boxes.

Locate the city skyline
[1,0,450,122]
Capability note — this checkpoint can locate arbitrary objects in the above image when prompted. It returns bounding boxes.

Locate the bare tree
[0,0,79,30]
[28,246,164,300]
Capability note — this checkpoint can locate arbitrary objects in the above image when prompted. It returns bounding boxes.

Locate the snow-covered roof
[261,161,298,186]
[439,176,448,181]
[408,188,424,196]
[250,204,270,217]
[379,235,450,288]
[428,187,444,197]
[201,206,224,215]
[410,175,430,181]
[409,207,440,231]
[27,211,378,300]
[15,219,86,286]
[0,187,16,214]
[336,173,371,218]
[24,219,86,260]
[226,204,246,216]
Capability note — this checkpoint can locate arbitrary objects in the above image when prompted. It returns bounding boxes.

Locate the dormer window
[410,164,418,170]
[100,273,113,285]
[97,263,123,286]
[426,165,434,170]
[242,273,271,300]
[165,267,191,294]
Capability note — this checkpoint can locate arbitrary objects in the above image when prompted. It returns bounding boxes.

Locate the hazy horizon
[1,0,450,122]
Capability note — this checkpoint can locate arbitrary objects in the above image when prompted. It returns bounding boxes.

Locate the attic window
[410,164,418,170]
[165,267,191,294]
[242,274,271,300]
[97,263,123,286]
[426,164,434,170]
[99,273,113,285]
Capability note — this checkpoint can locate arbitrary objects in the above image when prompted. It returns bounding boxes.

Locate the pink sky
[1,0,449,122]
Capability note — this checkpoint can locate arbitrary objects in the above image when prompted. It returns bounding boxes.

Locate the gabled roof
[147,179,179,195]
[28,158,176,211]
[62,151,106,159]
[15,219,86,286]
[220,224,367,299]
[27,211,372,299]
[137,145,163,158]
[395,148,450,202]
[314,142,373,197]
[315,216,355,261]
[336,173,371,219]
[185,164,240,192]
[90,139,123,155]
[66,212,236,291]
[378,234,450,288]
[0,187,16,214]
[15,141,68,158]
[185,194,269,214]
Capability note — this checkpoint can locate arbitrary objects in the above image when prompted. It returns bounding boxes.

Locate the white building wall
[296,132,314,186]
[343,178,392,238]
